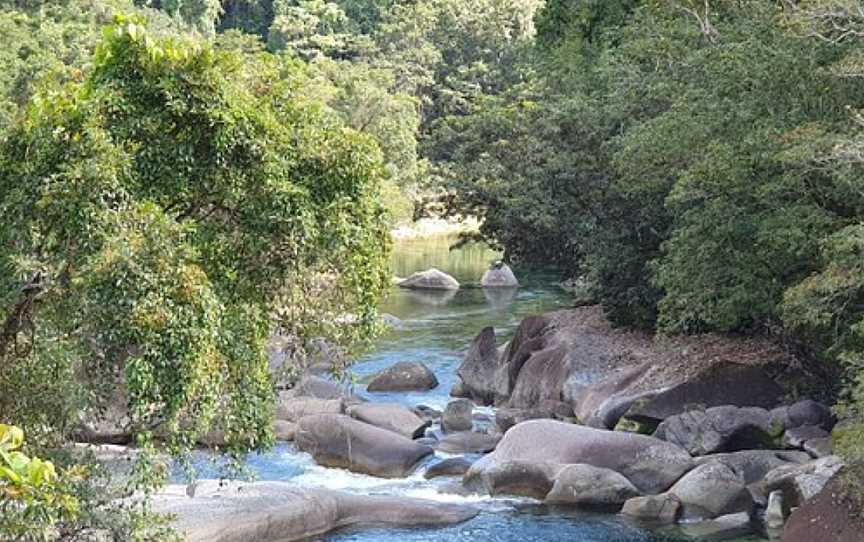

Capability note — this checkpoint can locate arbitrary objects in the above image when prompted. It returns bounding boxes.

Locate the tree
[0,16,390,475]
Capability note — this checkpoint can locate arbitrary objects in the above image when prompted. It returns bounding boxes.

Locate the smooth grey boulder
[154,480,477,542]
[424,457,474,480]
[398,268,460,290]
[277,395,344,422]
[570,363,658,429]
[434,432,500,454]
[621,494,681,523]
[455,327,501,405]
[290,375,351,401]
[442,400,474,433]
[693,450,810,485]
[465,420,694,495]
[367,362,439,392]
[624,361,785,425]
[295,414,433,478]
[545,464,641,508]
[668,462,753,520]
[654,406,782,455]
[347,403,431,439]
[481,262,519,288]
[467,460,561,499]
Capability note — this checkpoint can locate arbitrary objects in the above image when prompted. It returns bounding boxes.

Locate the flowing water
[188,236,766,542]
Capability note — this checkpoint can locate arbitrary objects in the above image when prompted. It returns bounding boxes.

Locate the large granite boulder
[454,327,502,405]
[570,363,661,429]
[367,362,439,392]
[481,262,519,288]
[667,462,753,520]
[545,464,641,508]
[276,395,344,422]
[154,480,477,542]
[653,406,783,455]
[464,420,694,494]
[623,361,785,426]
[398,268,460,290]
[295,414,433,478]
[783,474,864,542]
[693,450,811,485]
[347,403,431,439]
[467,460,561,499]
[442,400,474,433]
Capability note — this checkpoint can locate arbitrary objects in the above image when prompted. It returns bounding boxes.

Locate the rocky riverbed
[145,239,857,542]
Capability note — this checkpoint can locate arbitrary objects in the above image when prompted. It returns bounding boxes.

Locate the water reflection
[482,287,519,309]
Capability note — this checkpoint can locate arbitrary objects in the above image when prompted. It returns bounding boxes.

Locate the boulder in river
[545,464,641,508]
[398,268,460,290]
[276,395,345,422]
[667,462,753,520]
[434,431,500,454]
[442,399,474,433]
[621,494,682,523]
[468,460,561,499]
[692,450,811,485]
[154,480,477,542]
[623,361,785,426]
[653,405,784,455]
[481,262,519,288]
[295,414,433,478]
[367,361,439,392]
[425,457,475,480]
[347,403,431,439]
[454,327,502,405]
[465,420,694,495]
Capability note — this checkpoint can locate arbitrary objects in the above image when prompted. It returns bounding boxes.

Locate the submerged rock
[367,361,439,392]
[154,480,477,542]
[398,268,460,290]
[295,414,433,478]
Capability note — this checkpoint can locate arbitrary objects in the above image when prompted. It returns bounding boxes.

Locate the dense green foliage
[440,0,864,484]
[0,8,391,537]
[5,0,864,534]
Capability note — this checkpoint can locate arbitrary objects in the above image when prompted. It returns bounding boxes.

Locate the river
[189,236,767,542]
